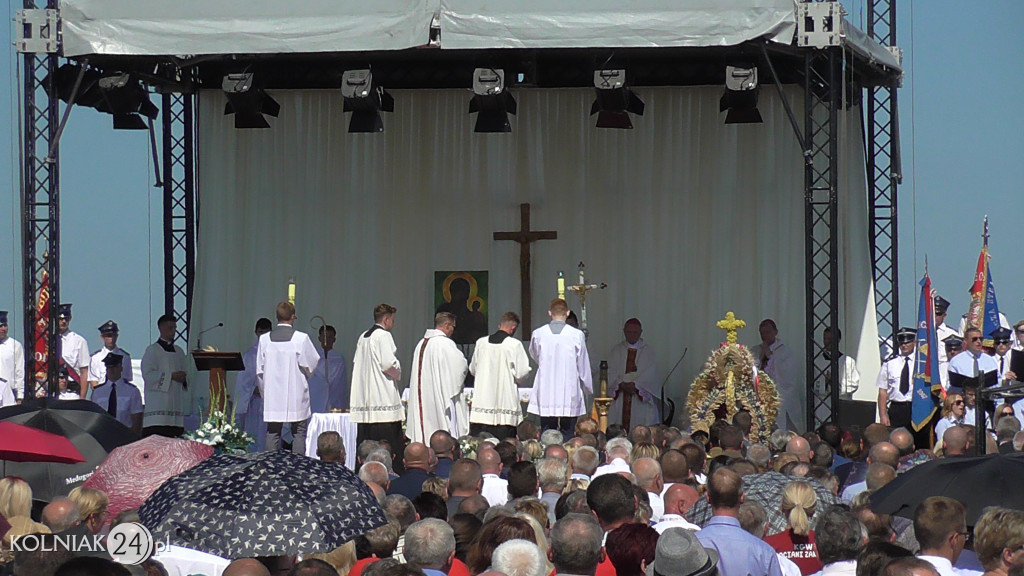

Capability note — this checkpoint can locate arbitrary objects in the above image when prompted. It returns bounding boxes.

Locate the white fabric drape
[193,86,881,425]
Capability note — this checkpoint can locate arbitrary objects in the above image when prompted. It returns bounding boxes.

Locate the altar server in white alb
[529,298,593,439]
[751,318,802,431]
[469,311,532,439]
[88,320,133,389]
[0,311,24,406]
[608,318,660,429]
[236,317,272,452]
[350,304,405,457]
[406,312,469,444]
[141,314,190,437]
[257,301,321,453]
[58,304,91,398]
[309,324,349,413]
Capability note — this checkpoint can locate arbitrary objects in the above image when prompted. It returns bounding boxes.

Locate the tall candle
[288,277,296,306]
[599,360,608,397]
[557,271,565,300]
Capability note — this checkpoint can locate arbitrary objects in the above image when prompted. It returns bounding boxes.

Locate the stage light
[468,68,516,133]
[223,73,280,129]
[590,69,645,129]
[47,64,158,130]
[341,70,394,133]
[719,65,763,124]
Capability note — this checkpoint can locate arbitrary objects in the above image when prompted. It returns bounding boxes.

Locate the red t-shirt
[764,529,822,575]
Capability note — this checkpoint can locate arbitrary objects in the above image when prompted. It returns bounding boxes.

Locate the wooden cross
[494,203,557,338]
[716,312,746,344]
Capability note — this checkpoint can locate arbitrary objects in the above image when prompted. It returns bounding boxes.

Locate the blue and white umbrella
[140,450,385,558]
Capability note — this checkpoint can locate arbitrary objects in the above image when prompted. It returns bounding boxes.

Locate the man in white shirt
[607,318,660,429]
[655,483,701,533]
[528,298,592,439]
[477,447,508,506]
[406,312,469,444]
[141,314,190,437]
[877,328,919,429]
[89,353,143,433]
[351,304,404,468]
[257,301,321,453]
[58,304,91,398]
[915,496,977,576]
[934,296,961,392]
[88,320,133,390]
[309,324,349,413]
[750,319,801,431]
[469,312,531,439]
[236,318,271,452]
[592,437,632,479]
[0,311,24,406]
[632,457,665,522]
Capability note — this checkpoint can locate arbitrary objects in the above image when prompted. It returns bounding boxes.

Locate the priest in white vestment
[528,298,593,438]
[469,311,532,439]
[750,318,802,432]
[350,304,405,467]
[608,318,660,429]
[235,317,271,451]
[406,312,469,444]
[257,301,320,453]
[141,314,191,437]
[309,324,349,413]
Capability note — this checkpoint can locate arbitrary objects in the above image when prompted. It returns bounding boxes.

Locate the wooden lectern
[193,351,245,414]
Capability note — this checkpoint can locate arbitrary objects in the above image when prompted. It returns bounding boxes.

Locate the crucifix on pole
[493,203,557,338]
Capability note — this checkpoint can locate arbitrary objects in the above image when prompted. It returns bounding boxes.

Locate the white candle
[288,277,296,305]
[557,272,565,299]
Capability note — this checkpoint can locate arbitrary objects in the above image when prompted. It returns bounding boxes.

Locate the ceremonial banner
[33,271,50,383]
[912,274,941,431]
[966,221,1001,347]
[434,271,488,345]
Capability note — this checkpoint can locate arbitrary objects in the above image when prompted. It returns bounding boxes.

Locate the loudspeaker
[837,399,877,430]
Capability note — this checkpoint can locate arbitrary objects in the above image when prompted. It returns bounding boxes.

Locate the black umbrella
[870,453,1024,525]
[0,398,139,501]
[140,450,387,559]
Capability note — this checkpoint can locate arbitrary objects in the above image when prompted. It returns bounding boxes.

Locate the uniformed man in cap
[58,304,91,398]
[0,311,23,407]
[933,295,960,392]
[57,366,80,400]
[90,353,143,433]
[88,320,133,391]
[940,334,964,395]
[876,327,918,429]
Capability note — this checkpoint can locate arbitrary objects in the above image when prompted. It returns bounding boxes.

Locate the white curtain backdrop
[192,86,882,426]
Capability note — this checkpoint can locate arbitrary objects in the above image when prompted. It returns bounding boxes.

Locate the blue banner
[912,274,940,431]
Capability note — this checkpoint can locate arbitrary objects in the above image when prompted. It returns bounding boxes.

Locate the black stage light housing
[590,69,645,129]
[720,64,763,124]
[223,72,280,129]
[341,69,394,133]
[468,68,516,133]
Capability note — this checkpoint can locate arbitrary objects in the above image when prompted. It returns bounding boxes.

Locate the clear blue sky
[2,1,1023,357]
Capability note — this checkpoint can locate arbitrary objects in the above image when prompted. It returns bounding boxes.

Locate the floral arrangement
[185,380,253,454]
[459,436,480,459]
[686,343,780,443]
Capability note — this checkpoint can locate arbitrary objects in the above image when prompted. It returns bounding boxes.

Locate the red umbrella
[0,420,86,464]
[83,435,214,522]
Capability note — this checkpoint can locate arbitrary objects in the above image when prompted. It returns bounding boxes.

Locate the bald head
[223,558,272,576]
[631,458,663,493]
[889,428,915,456]
[786,436,811,463]
[477,448,502,475]
[942,426,970,456]
[865,463,897,491]
[405,442,432,470]
[867,442,900,468]
[545,444,569,462]
[41,497,81,532]
[664,483,700,517]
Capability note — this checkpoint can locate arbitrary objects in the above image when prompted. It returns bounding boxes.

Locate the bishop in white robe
[528,299,593,438]
[469,312,532,438]
[750,319,802,431]
[309,325,349,413]
[406,313,469,444]
[607,318,660,429]
[350,304,405,460]
[257,304,320,453]
[235,318,271,451]
[141,314,191,436]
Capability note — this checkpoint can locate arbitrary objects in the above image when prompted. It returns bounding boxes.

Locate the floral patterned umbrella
[82,435,214,522]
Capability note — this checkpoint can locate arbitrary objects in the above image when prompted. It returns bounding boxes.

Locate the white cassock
[469,331,532,427]
[141,339,190,428]
[528,322,593,418]
[406,329,469,443]
[235,340,265,451]
[0,336,25,404]
[257,324,320,423]
[607,338,660,427]
[750,338,802,431]
[350,325,404,424]
[89,347,134,385]
[936,322,960,391]
[309,347,349,413]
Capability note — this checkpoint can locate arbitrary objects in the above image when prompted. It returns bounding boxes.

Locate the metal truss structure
[17,0,60,399]
[161,92,198,343]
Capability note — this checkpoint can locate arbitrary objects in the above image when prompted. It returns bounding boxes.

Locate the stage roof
[60,0,900,78]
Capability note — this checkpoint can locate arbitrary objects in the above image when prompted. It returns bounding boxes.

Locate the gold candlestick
[594,360,613,432]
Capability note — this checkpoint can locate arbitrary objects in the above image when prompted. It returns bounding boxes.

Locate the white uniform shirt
[936,323,960,391]
[309,347,349,413]
[350,325,403,424]
[60,330,90,375]
[0,337,25,402]
[607,338,660,427]
[654,514,701,534]
[257,324,320,423]
[481,473,509,507]
[990,350,1016,383]
[948,350,999,388]
[751,339,802,430]
[469,331,532,427]
[406,329,469,443]
[89,346,133,384]
[528,321,593,418]
[90,378,144,428]
[875,353,915,403]
[141,339,190,428]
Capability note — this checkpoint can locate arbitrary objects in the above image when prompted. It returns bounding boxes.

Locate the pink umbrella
[82,435,214,521]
